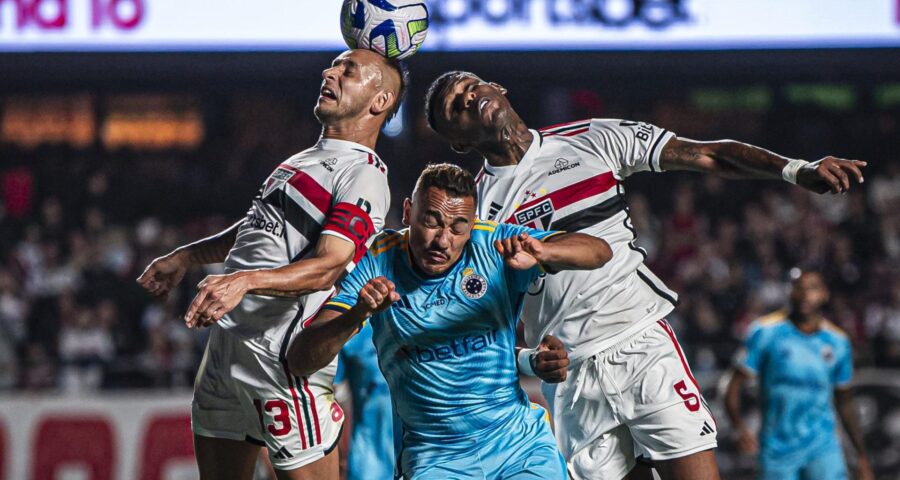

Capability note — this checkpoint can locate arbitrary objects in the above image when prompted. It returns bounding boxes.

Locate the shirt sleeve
[833,337,854,388]
[578,119,675,180]
[494,222,564,293]
[735,322,768,376]
[322,160,391,266]
[323,250,379,314]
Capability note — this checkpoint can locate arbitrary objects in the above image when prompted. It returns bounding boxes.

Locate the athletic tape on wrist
[782,159,809,184]
[517,348,537,377]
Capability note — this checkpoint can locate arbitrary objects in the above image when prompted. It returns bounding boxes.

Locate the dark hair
[424,70,477,133]
[413,163,476,200]
[384,58,410,123]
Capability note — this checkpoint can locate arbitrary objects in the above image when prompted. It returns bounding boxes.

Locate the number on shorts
[253,398,292,437]
[330,402,344,423]
[674,380,700,412]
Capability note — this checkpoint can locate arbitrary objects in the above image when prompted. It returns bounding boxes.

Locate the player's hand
[136,251,189,299]
[735,426,758,455]
[355,276,400,317]
[532,335,569,383]
[494,232,544,270]
[184,271,253,328]
[856,456,875,480]
[796,157,866,194]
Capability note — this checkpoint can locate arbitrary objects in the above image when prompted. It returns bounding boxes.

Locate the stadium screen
[1,0,899,52]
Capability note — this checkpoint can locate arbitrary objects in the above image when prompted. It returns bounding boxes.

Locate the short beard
[314,104,339,124]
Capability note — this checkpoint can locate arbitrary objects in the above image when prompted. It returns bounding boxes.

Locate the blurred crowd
[0,82,898,393]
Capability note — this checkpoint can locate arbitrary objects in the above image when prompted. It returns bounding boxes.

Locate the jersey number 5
[674,380,700,412]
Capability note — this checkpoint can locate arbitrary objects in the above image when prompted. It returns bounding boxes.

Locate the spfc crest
[514,199,554,230]
[262,167,296,198]
[461,268,487,299]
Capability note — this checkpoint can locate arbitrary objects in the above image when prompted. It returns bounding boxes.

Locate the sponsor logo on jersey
[246,213,286,238]
[404,328,498,364]
[461,268,487,299]
[548,158,581,175]
[394,296,446,310]
[262,167,295,198]
[514,199,554,230]
[319,157,338,172]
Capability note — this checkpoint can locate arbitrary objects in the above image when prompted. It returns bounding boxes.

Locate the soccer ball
[340,0,429,61]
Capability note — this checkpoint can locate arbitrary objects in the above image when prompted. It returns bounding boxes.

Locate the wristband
[517,348,537,376]
[781,159,809,184]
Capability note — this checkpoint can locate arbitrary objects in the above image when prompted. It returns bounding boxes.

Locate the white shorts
[192,325,344,471]
[542,320,717,480]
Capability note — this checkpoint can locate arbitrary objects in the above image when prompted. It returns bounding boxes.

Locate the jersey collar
[316,137,378,157]
[482,129,542,179]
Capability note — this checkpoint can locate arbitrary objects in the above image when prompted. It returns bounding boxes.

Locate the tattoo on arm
[660,137,792,179]
[181,221,242,265]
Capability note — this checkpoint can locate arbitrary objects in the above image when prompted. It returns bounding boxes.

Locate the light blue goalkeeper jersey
[737,310,853,472]
[324,221,564,478]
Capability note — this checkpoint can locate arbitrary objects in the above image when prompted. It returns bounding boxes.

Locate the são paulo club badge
[461,267,487,299]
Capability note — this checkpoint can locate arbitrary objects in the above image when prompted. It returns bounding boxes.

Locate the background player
[289,163,610,479]
[136,49,405,480]
[334,323,394,480]
[724,269,874,480]
[423,71,867,480]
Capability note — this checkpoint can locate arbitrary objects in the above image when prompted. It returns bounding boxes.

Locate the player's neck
[481,121,533,168]
[320,123,380,151]
[790,311,824,333]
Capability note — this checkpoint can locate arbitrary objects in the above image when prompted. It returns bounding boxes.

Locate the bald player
[137,49,407,480]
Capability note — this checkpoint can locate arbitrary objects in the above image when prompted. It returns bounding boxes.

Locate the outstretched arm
[659,137,866,194]
[724,368,758,455]
[835,387,874,480]
[136,220,242,298]
[184,235,356,328]
[494,232,611,272]
[288,276,399,376]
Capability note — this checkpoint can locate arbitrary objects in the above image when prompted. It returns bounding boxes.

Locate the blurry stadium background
[1,0,899,478]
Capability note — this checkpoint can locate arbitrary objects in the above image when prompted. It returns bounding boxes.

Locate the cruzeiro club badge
[461,267,487,299]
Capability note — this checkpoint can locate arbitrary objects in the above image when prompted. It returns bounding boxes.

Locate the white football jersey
[219,138,390,359]
[476,119,678,362]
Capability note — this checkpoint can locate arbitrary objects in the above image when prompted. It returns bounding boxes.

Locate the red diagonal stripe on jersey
[282,166,333,214]
[558,127,590,137]
[506,171,617,223]
[539,119,591,133]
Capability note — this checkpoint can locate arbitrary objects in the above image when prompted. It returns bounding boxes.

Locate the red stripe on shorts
[282,364,308,450]
[302,377,322,445]
[657,319,717,427]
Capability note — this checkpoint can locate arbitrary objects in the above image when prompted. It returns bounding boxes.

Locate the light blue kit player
[288,164,612,479]
[335,323,395,480]
[725,269,874,480]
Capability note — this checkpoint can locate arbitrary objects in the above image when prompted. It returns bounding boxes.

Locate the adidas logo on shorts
[699,421,715,436]
[273,446,294,460]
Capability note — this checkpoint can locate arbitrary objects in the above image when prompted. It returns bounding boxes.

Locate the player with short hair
[136,49,406,480]
[725,269,874,480]
[423,70,867,480]
[289,163,612,479]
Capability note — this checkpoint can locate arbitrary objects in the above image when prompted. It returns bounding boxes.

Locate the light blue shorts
[760,443,848,480]
[403,405,567,480]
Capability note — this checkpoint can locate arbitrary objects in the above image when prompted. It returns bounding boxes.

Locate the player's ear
[402,197,412,226]
[490,82,507,95]
[371,90,395,116]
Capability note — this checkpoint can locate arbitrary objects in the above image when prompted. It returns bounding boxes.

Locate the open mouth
[320,86,337,101]
[478,98,489,113]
